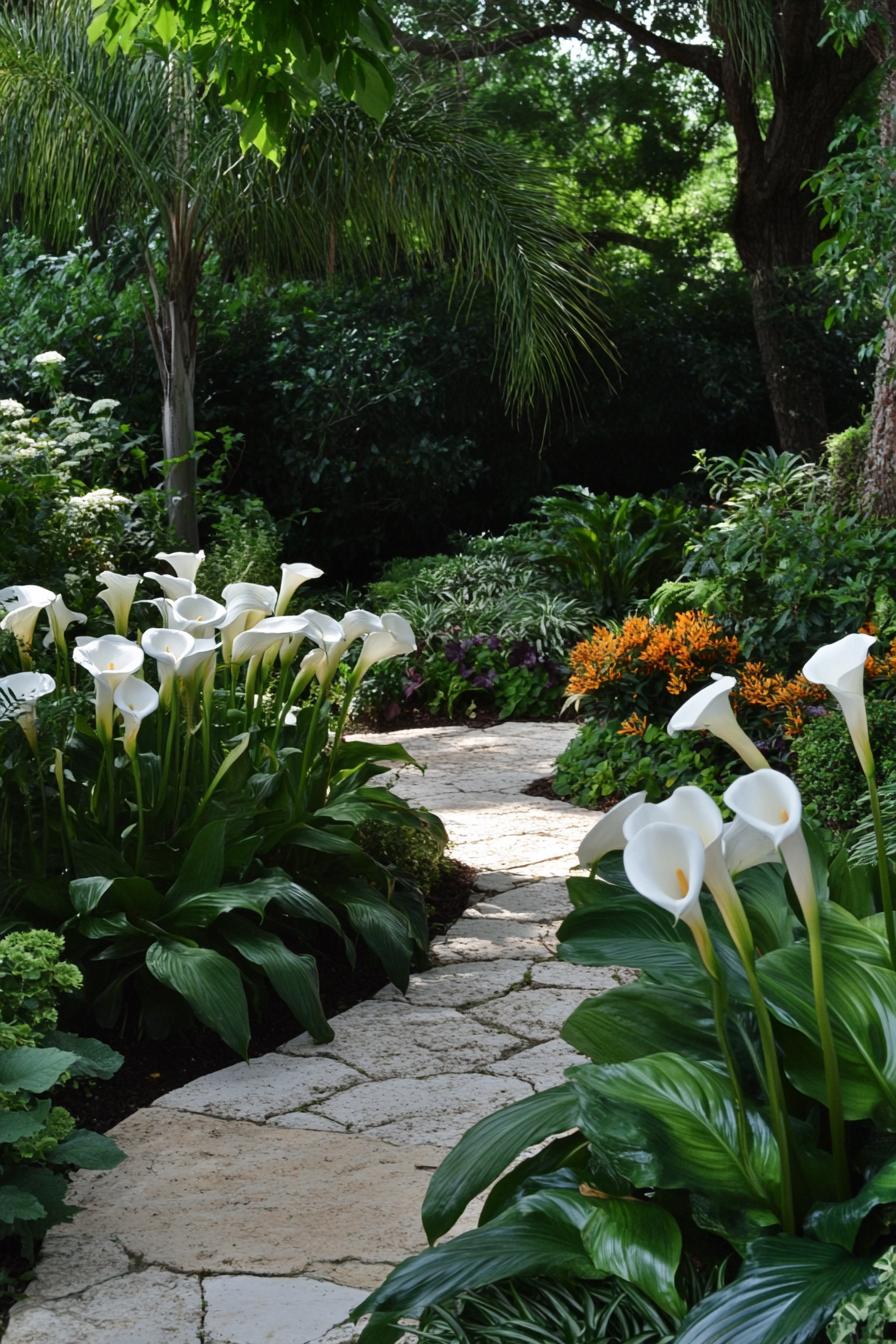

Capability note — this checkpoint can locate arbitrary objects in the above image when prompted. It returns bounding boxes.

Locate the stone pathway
[6,723,621,1344]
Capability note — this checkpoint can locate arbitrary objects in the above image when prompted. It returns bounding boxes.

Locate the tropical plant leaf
[423,1084,580,1242]
[42,1032,123,1080]
[334,888,414,990]
[479,1132,592,1224]
[221,916,333,1043]
[0,1185,45,1225]
[562,982,719,1065]
[0,1101,51,1145]
[167,819,227,898]
[806,1154,896,1250]
[70,874,161,918]
[558,895,705,986]
[735,864,797,952]
[145,941,250,1057]
[673,1234,877,1344]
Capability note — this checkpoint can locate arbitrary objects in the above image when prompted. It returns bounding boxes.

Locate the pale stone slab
[458,836,575,872]
[204,1274,366,1344]
[529,962,637,991]
[471,881,571,922]
[374,960,529,1008]
[474,871,532,893]
[55,1109,450,1277]
[280,1001,520,1078]
[431,918,555,963]
[268,1112,346,1132]
[155,1054,363,1121]
[311,1073,532,1145]
[5,1269,201,1344]
[21,1228,129,1301]
[488,1040,585,1089]
[469,989,586,1042]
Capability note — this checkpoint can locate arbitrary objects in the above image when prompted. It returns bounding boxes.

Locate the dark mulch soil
[522,775,561,800]
[57,858,477,1137]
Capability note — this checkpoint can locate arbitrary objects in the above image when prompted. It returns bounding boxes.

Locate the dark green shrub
[358,812,449,899]
[553,717,740,808]
[824,418,870,517]
[790,698,896,830]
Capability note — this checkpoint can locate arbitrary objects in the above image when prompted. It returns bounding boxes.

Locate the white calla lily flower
[141,627,195,706]
[219,584,278,661]
[354,613,416,678]
[169,594,227,637]
[722,816,780,877]
[113,676,159,755]
[668,674,768,771]
[315,609,384,682]
[44,594,87,649]
[143,571,196,600]
[622,821,706,925]
[624,785,735,905]
[803,632,877,775]
[97,571,141,636]
[0,585,57,654]
[723,770,814,914]
[154,550,205,583]
[73,634,144,739]
[577,791,647,868]
[0,671,55,749]
[231,616,311,666]
[275,563,324,615]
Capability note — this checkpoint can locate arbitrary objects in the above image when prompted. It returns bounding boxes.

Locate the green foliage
[0,930,123,1257]
[824,419,871,516]
[791,700,896,830]
[198,494,282,600]
[521,487,695,619]
[88,0,396,159]
[357,812,448,900]
[827,1244,896,1344]
[553,718,738,808]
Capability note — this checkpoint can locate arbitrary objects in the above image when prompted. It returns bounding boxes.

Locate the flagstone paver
[5,721,612,1344]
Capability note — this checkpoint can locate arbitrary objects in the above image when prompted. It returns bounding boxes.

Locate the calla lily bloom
[154,550,205,583]
[43,594,87,650]
[318,609,384,681]
[113,676,159,755]
[219,584,278,661]
[275,563,324,616]
[0,584,57,655]
[231,616,311,666]
[722,816,779,877]
[73,635,144,739]
[622,821,705,925]
[97,571,141,636]
[577,791,647,869]
[803,632,877,775]
[0,671,55,749]
[668,674,768,771]
[355,613,416,678]
[143,571,196,600]
[723,770,813,913]
[624,785,735,906]
[141,628,194,706]
[169,594,227,638]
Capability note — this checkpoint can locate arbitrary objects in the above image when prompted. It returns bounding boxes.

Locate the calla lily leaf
[562,981,720,1066]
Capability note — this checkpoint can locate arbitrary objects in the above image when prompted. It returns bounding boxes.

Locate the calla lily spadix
[113,675,159,755]
[154,550,205,583]
[275,563,324,616]
[354,613,416,678]
[0,670,55,749]
[44,593,87,649]
[169,594,227,638]
[0,584,57,656]
[623,785,737,913]
[97,571,141,637]
[73,634,144,739]
[803,632,877,775]
[668,674,768,772]
[577,791,647,869]
[143,571,196,600]
[231,616,311,666]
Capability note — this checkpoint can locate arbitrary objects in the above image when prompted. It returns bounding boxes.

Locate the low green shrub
[553,716,738,807]
[824,418,870,517]
[0,930,123,1257]
[790,698,896,830]
[197,492,283,600]
[357,811,449,899]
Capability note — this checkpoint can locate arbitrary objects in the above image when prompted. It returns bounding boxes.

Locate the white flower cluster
[89,399,120,416]
[0,399,25,418]
[31,351,65,367]
[65,487,130,515]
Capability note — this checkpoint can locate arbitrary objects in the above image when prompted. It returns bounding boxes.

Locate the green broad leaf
[352,50,395,122]
[673,1234,877,1344]
[289,824,368,858]
[818,900,891,968]
[152,1,179,43]
[0,1101,51,1145]
[558,896,705,986]
[829,844,876,920]
[145,942,250,1058]
[266,875,343,936]
[422,1084,580,1242]
[5,1166,72,1229]
[806,1154,896,1250]
[167,820,227,899]
[0,1184,45,1225]
[569,1055,780,1219]
[480,1132,592,1225]
[162,879,277,930]
[756,940,896,1122]
[355,1212,595,1344]
[70,841,133,879]
[42,1033,123,1081]
[221,918,333,1043]
[735,864,797,953]
[69,876,113,914]
[70,875,161,918]
[331,740,419,772]
[0,1047,78,1095]
[562,982,719,1066]
[52,1129,124,1171]
[336,890,413,991]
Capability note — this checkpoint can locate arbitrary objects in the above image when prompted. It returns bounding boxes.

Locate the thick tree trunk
[160,301,199,548]
[748,265,828,457]
[863,46,896,516]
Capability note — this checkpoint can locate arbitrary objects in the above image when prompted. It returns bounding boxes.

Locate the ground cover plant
[354,632,896,1344]
[0,550,439,1057]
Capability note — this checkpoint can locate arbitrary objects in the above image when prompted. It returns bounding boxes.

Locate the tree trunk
[863,41,896,516]
[748,265,828,457]
[160,297,199,548]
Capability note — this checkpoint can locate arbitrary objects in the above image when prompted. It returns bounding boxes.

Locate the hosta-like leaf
[145,942,250,1057]
[562,982,719,1065]
[423,1084,579,1242]
[221,917,333,1043]
[0,1046,78,1094]
[569,1054,780,1222]
[806,1154,896,1250]
[167,820,226,899]
[70,875,161,918]
[558,896,704,986]
[480,1132,591,1224]
[735,864,796,952]
[334,889,413,991]
[673,1234,877,1344]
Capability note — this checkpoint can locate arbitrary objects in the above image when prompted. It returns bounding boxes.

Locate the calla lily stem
[866,770,896,969]
[802,897,850,1201]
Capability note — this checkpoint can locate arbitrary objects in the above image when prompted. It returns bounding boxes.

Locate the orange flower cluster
[567,611,739,700]
[618,711,649,738]
[735,661,828,737]
[867,635,896,682]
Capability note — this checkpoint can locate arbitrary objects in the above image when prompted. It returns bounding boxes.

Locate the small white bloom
[803,632,877,775]
[275,562,324,615]
[32,350,65,366]
[113,675,158,754]
[88,398,120,416]
[62,431,91,447]
[668,673,768,771]
[0,399,25,417]
[354,613,416,678]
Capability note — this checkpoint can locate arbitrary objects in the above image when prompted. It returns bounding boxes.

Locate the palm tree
[0,1,608,545]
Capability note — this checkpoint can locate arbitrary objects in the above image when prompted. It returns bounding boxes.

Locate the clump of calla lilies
[0,553,415,871]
